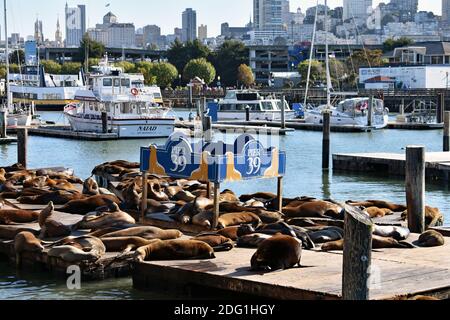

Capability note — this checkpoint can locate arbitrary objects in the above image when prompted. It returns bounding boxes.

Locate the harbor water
[1,110,449,299]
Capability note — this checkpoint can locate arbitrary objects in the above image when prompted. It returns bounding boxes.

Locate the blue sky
[4,0,442,40]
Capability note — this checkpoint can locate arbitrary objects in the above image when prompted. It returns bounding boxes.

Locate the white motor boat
[304,97,389,129]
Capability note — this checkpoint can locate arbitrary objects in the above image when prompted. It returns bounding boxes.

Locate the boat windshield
[219,103,261,111]
[337,98,384,116]
[276,100,291,111]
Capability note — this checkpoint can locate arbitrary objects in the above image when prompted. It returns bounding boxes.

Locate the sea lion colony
[0,161,446,271]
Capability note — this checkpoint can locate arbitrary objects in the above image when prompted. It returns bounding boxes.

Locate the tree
[148,62,178,88]
[298,59,326,85]
[0,65,6,80]
[76,34,106,62]
[134,61,155,85]
[166,39,211,74]
[40,60,62,74]
[9,64,20,73]
[346,49,385,87]
[9,50,25,65]
[183,58,216,84]
[114,61,136,73]
[61,62,82,74]
[383,37,413,53]
[210,40,249,87]
[237,64,254,87]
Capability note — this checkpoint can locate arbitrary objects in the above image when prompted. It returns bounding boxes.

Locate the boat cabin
[218,90,290,112]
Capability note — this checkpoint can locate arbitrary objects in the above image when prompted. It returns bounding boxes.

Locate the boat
[215,89,296,121]
[304,98,389,129]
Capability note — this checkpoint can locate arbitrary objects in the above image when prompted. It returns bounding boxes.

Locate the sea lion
[101,237,158,253]
[23,176,48,189]
[107,160,140,169]
[73,202,136,230]
[121,182,140,211]
[192,210,214,228]
[346,200,407,212]
[239,192,277,203]
[216,226,240,241]
[172,189,196,202]
[217,212,262,229]
[253,209,284,224]
[257,222,315,249]
[60,194,121,215]
[417,230,445,247]
[18,190,84,205]
[100,226,182,240]
[287,217,345,229]
[237,233,272,248]
[407,295,440,301]
[14,231,44,267]
[244,199,266,208]
[220,189,239,203]
[365,207,393,218]
[147,182,169,202]
[401,206,444,228]
[0,208,41,224]
[47,236,106,262]
[1,163,25,173]
[131,239,215,262]
[91,163,134,177]
[250,234,302,272]
[83,177,100,196]
[373,225,410,241]
[46,179,77,191]
[145,199,175,214]
[38,202,71,239]
[283,201,344,219]
[321,235,416,251]
[308,226,344,244]
[174,202,196,224]
[192,234,234,252]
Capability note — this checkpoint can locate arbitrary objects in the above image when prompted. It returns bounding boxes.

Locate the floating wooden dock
[177,121,294,135]
[0,137,17,144]
[387,122,444,130]
[132,232,450,300]
[333,152,450,183]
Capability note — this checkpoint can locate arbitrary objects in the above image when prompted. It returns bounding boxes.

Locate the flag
[106,3,110,7]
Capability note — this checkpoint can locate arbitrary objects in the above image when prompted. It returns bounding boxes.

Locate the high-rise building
[55,18,63,47]
[143,25,161,47]
[87,12,135,48]
[182,8,197,42]
[343,0,372,21]
[34,19,44,44]
[253,0,284,32]
[390,0,418,14]
[65,3,86,47]
[198,24,207,41]
[443,0,450,27]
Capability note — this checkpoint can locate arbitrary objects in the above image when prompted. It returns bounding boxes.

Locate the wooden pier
[333,152,450,182]
[132,232,450,300]
[177,121,294,135]
[387,122,444,130]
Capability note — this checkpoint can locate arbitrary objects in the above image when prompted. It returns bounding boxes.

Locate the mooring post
[140,172,148,223]
[342,204,373,300]
[245,106,250,122]
[204,116,212,142]
[405,145,426,233]
[437,93,445,124]
[322,111,331,170]
[277,176,283,212]
[400,99,405,115]
[367,96,373,127]
[212,182,220,229]
[281,95,286,129]
[17,128,28,168]
[0,110,6,138]
[101,112,108,133]
[444,112,450,152]
[196,100,202,119]
[188,85,193,110]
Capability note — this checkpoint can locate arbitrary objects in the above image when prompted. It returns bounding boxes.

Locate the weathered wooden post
[245,106,250,122]
[322,111,331,170]
[17,128,28,168]
[0,110,6,138]
[101,112,108,133]
[277,176,283,212]
[367,96,373,127]
[405,145,425,233]
[281,95,286,129]
[437,93,445,124]
[342,204,373,300]
[188,85,193,109]
[204,116,212,142]
[444,111,450,152]
[196,100,202,119]
[212,182,220,229]
[140,172,148,223]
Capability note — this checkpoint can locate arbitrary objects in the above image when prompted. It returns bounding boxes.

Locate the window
[262,102,274,111]
[121,78,130,87]
[113,78,120,87]
[103,78,112,87]
[220,104,235,111]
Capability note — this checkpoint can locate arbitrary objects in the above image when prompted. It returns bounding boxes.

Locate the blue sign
[140,133,286,183]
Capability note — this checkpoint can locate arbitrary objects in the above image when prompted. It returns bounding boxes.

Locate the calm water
[0,110,449,299]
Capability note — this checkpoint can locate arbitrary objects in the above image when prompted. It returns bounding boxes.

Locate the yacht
[215,90,296,121]
[304,98,389,129]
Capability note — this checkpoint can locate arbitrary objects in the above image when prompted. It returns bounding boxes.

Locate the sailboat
[303,0,389,130]
[1,0,32,127]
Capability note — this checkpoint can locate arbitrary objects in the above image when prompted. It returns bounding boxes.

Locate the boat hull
[304,111,389,129]
[65,114,175,138]
[218,111,297,121]
[6,114,32,127]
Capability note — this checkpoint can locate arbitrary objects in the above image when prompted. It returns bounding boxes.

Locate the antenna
[4,0,10,110]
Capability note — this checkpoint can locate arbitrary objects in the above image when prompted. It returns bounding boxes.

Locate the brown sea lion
[59,194,121,215]
[87,227,124,238]
[132,239,215,262]
[82,177,100,196]
[46,179,76,191]
[18,190,84,205]
[165,186,182,198]
[0,208,41,224]
[239,192,277,202]
[237,233,272,248]
[5,170,36,183]
[220,189,239,202]
[401,206,444,228]
[107,160,140,169]
[192,234,234,252]
[283,201,344,219]
[347,200,407,212]
[418,230,445,247]
[321,235,416,251]
[407,295,440,301]
[174,202,196,224]
[216,226,240,241]
[217,212,262,229]
[173,189,196,202]
[100,226,182,240]
[253,209,284,224]
[23,176,48,188]
[47,236,106,262]
[192,210,214,228]
[92,163,134,177]
[1,163,25,173]
[38,202,71,239]
[147,182,169,202]
[190,189,208,198]
[250,234,302,271]
[73,203,136,230]
[0,226,37,240]
[365,207,393,218]
[14,231,44,267]
[101,237,159,253]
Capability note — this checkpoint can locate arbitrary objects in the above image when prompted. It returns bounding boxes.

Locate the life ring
[131,88,139,96]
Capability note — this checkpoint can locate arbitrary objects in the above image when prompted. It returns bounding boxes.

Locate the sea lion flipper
[398,241,417,249]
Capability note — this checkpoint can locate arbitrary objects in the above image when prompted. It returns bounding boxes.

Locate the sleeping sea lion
[253,209,284,224]
[365,207,393,218]
[308,226,344,243]
[18,190,84,205]
[237,233,272,248]
[38,202,71,239]
[192,234,234,252]
[346,200,407,212]
[131,239,215,262]
[101,237,159,253]
[1,163,25,173]
[250,234,302,272]
[373,225,410,241]
[173,189,196,202]
[401,206,444,228]
[417,230,445,247]
[47,236,106,262]
[239,192,277,203]
[0,226,37,240]
[216,226,240,241]
[0,208,42,224]
[23,176,48,188]
[107,160,140,169]
[73,202,136,230]
[60,194,121,215]
[256,222,315,249]
[220,189,239,202]
[147,182,169,202]
[283,201,344,219]
[192,210,214,228]
[83,177,100,196]
[321,235,416,251]
[217,212,262,229]
[100,226,182,240]
[14,231,45,267]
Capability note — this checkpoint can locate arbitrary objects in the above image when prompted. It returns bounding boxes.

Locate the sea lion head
[83,177,100,195]
[38,201,55,227]
[237,224,256,237]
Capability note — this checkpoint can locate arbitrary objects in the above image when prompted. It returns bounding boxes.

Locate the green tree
[237,64,255,87]
[9,64,20,73]
[298,59,326,85]
[40,60,62,74]
[210,40,249,87]
[148,62,178,88]
[383,37,413,53]
[0,65,6,79]
[76,34,106,62]
[134,61,155,84]
[183,58,216,84]
[61,62,82,74]
[346,49,385,87]
[9,49,25,65]
[167,39,211,74]
[114,61,136,73]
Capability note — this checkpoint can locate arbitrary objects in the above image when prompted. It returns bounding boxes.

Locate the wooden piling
[444,111,450,152]
[405,146,425,234]
[342,204,373,300]
[101,112,108,134]
[204,116,212,142]
[322,111,331,170]
[367,96,373,127]
[281,95,286,129]
[277,176,283,212]
[140,172,148,223]
[0,111,6,138]
[437,93,445,124]
[212,183,220,229]
[17,128,28,168]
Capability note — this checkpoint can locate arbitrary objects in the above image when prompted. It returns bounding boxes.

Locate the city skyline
[2,0,443,40]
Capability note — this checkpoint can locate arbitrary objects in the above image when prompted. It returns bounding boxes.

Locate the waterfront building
[382,22,440,42]
[65,3,86,47]
[143,25,161,47]
[383,42,450,66]
[443,0,450,27]
[248,44,290,84]
[182,8,197,42]
[87,12,136,48]
[198,24,207,42]
[343,0,372,22]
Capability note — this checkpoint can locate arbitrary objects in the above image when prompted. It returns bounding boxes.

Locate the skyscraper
[182,8,197,42]
[443,0,450,27]
[34,19,44,44]
[343,0,372,21]
[390,0,418,14]
[198,24,207,41]
[65,3,86,47]
[143,25,161,47]
[253,0,284,32]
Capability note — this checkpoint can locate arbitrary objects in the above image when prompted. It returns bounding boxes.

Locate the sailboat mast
[3,0,10,109]
[324,0,331,108]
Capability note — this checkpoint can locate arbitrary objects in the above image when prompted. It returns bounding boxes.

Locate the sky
[3,0,443,40]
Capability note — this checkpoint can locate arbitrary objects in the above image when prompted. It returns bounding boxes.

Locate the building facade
[65,4,86,47]
[55,18,63,47]
[87,12,136,48]
[248,44,289,84]
[198,24,207,41]
[143,25,161,47]
[444,0,450,27]
[182,8,197,42]
[390,0,418,14]
[343,0,372,21]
